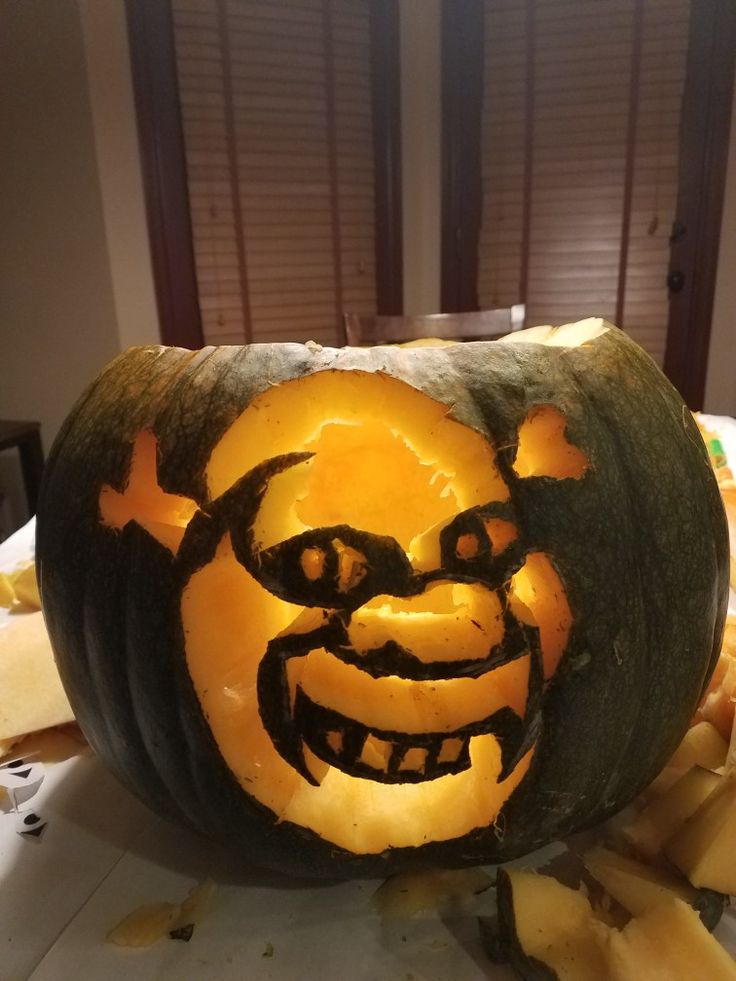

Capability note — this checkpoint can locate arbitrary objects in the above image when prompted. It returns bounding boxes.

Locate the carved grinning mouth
[256,610,545,787]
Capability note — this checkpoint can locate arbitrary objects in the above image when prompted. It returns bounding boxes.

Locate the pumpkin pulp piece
[107,902,181,947]
[699,656,736,742]
[667,721,729,772]
[643,722,729,799]
[602,898,736,980]
[496,867,609,981]
[665,773,736,892]
[0,611,75,741]
[10,563,41,609]
[582,845,698,915]
[0,572,15,607]
[373,867,492,917]
[621,765,722,861]
[498,316,611,348]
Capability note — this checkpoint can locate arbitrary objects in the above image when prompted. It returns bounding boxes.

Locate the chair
[0,420,44,519]
[341,304,525,346]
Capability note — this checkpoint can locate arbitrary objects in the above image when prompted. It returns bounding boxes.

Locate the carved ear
[99,430,199,554]
[512,405,589,481]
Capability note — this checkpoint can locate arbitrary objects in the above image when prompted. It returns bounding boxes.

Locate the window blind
[171,0,376,346]
[621,0,689,364]
[479,0,690,365]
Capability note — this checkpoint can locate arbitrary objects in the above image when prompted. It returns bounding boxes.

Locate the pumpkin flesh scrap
[496,867,610,980]
[603,899,736,980]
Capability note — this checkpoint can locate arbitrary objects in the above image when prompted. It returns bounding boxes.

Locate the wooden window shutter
[478,0,690,366]
[621,0,690,364]
[171,0,377,346]
[478,0,526,312]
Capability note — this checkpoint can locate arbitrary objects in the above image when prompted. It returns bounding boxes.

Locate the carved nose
[346,582,506,666]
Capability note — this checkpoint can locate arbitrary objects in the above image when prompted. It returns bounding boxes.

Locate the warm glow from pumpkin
[102,371,583,854]
[510,553,572,680]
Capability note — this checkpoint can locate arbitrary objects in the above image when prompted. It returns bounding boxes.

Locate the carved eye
[250,525,415,611]
[439,503,525,587]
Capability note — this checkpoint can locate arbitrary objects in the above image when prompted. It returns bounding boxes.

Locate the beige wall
[0,0,158,529]
[79,0,159,352]
[704,78,736,416]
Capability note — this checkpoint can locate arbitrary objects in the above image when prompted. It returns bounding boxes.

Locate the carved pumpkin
[37,319,728,877]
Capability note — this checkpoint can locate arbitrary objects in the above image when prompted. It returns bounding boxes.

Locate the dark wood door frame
[126,0,203,349]
[370,0,403,316]
[440,0,484,313]
[663,0,736,409]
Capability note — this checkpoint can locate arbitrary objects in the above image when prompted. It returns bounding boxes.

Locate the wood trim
[321,0,344,334]
[440,0,484,312]
[215,0,253,342]
[663,0,736,409]
[519,0,536,306]
[369,0,403,316]
[125,0,203,349]
[614,0,644,328]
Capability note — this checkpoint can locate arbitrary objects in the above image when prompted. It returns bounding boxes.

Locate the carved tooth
[360,733,392,772]
[399,746,429,772]
[438,736,465,764]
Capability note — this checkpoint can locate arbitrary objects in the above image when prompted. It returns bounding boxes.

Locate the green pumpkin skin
[36,323,729,878]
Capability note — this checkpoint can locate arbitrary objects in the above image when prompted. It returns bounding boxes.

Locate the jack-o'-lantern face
[100,370,588,854]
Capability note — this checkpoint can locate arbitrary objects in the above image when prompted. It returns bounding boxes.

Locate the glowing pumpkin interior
[101,370,587,854]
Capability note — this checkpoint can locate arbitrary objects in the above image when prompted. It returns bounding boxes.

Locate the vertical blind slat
[479,0,689,364]
[172,0,376,345]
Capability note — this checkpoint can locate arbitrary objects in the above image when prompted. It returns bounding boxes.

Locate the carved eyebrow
[250,525,418,611]
[175,452,314,578]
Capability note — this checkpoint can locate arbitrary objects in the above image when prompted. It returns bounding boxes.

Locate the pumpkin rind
[36,325,728,877]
